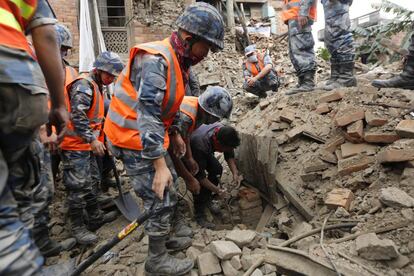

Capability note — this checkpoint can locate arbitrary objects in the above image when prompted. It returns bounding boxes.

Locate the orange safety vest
[65,65,79,87]
[180,96,199,135]
[245,53,265,77]
[60,76,104,151]
[281,0,317,23]
[0,0,37,55]
[104,38,185,151]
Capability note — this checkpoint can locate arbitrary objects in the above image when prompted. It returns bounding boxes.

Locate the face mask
[247,54,258,63]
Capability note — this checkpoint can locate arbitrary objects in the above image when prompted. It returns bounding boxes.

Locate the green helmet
[176,2,225,51]
[199,86,233,119]
[55,23,73,49]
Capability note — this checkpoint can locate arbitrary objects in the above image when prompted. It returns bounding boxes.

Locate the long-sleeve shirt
[299,0,316,17]
[69,76,100,143]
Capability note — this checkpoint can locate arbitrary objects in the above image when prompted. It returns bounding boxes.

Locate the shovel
[109,156,141,221]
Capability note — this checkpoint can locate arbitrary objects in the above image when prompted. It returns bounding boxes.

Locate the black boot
[322,61,357,91]
[69,208,97,245]
[319,62,340,90]
[86,197,118,231]
[145,235,194,276]
[33,226,62,257]
[166,236,192,252]
[372,57,414,89]
[286,70,315,95]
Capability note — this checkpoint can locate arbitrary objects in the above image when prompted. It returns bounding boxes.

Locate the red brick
[337,154,375,176]
[347,120,364,140]
[395,120,414,138]
[238,187,260,202]
[364,132,400,144]
[279,108,295,124]
[377,149,414,163]
[325,188,354,210]
[334,108,365,127]
[340,143,377,158]
[365,110,388,126]
[324,136,345,153]
[315,103,330,114]
[318,91,345,103]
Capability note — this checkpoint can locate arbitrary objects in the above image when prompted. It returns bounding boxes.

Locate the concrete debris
[379,187,414,208]
[396,120,414,138]
[210,240,242,260]
[226,230,257,247]
[230,255,243,271]
[222,260,240,276]
[356,233,399,261]
[251,268,264,276]
[197,252,222,275]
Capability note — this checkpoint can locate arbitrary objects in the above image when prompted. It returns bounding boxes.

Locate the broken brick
[315,103,330,114]
[334,108,365,127]
[239,198,262,210]
[287,126,305,140]
[279,108,295,124]
[347,120,364,140]
[337,154,375,176]
[240,206,263,218]
[395,120,414,138]
[300,172,322,182]
[318,90,345,103]
[364,132,400,144]
[325,188,354,210]
[304,157,330,173]
[365,110,388,126]
[335,149,343,160]
[319,150,338,164]
[238,187,260,202]
[324,136,345,153]
[377,149,414,163]
[340,143,377,158]
[259,100,270,110]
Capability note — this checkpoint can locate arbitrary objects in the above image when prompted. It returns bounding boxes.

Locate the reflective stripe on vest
[282,0,317,23]
[245,54,265,77]
[60,76,104,151]
[0,0,37,53]
[180,96,198,134]
[104,38,185,151]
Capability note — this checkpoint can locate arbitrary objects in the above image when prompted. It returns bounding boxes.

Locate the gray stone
[222,260,240,276]
[268,238,285,246]
[226,230,257,247]
[230,255,242,270]
[190,269,198,276]
[197,252,222,275]
[251,268,263,276]
[186,246,202,262]
[261,264,277,274]
[379,187,414,208]
[264,273,277,276]
[210,240,241,260]
[386,254,410,269]
[356,233,399,260]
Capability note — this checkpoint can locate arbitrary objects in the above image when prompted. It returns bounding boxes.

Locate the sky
[313,0,414,47]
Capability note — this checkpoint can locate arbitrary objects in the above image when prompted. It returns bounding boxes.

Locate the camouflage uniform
[287,0,316,75]
[61,75,102,211]
[242,52,280,97]
[108,52,180,236]
[0,1,56,274]
[322,0,355,63]
[186,68,201,96]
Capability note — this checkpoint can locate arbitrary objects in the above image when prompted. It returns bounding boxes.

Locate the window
[98,0,126,27]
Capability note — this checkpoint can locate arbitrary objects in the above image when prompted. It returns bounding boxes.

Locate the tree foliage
[353,0,413,64]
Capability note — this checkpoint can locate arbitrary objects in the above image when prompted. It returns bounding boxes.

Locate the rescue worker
[372,32,414,89]
[104,3,225,275]
[319,0,357,91]
[50,23,79,182]
[242,45,280,97]
[60,51,123,245]
[31,23,78,258]
[190,123,242,229]
[170,86,233,195]
[284,0,317,95]
[0,0,69,274]
[186,67,201,96]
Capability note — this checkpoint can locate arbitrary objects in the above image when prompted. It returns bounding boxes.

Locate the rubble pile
[133,0,185,29]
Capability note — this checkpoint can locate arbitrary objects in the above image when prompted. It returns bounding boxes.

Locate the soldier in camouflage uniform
[284,0,317,95]
[186,67,201,96]
[104,3,225,275]
[319,0,357,90]
[60,52,123,245]
[242,45,280,97]
[0,0,69,274]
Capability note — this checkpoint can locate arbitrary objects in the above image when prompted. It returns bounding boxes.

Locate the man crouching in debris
[189,123,242,229]
[103,3,225,275]
[242,45,280,97]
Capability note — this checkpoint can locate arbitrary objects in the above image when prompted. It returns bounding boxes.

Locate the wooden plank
[275,174,314,221]
[255,204,274,232]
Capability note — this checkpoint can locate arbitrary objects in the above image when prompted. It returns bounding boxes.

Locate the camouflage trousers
[0,84,48,275]
[243,69,280,97]
[108,141,178,237]
[31,138,54,234]
[288,19,316,75]
[60,150,100,210]
[322,0,355,63]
